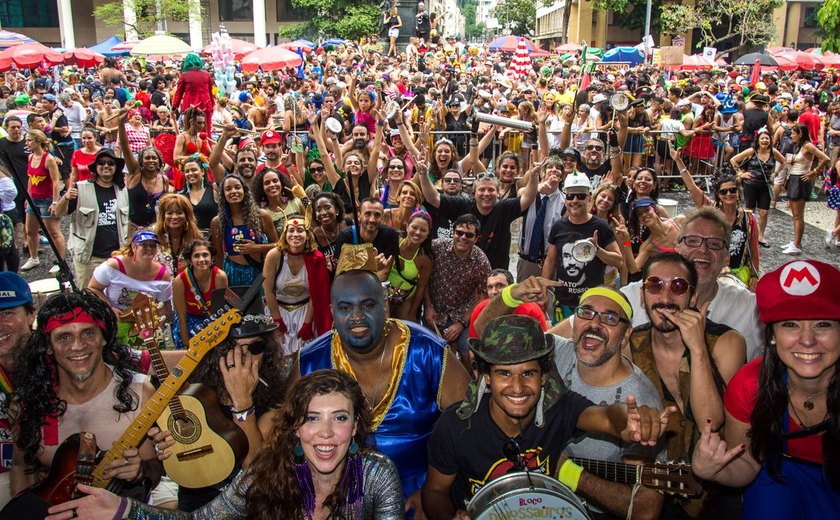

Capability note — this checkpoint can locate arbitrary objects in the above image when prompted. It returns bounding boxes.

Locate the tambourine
[571,239,597,263]
[324,117,343,134]
[609,92,630,111]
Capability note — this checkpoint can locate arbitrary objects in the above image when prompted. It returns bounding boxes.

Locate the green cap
[14,94,30,106]
[469,315,554,365]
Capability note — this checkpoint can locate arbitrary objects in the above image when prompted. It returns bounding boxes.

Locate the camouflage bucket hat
[468,315,554,364]
[458,315,566,424]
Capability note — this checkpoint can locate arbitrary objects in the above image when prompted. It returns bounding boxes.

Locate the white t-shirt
[620,279,764,361]
[659,118,685,142]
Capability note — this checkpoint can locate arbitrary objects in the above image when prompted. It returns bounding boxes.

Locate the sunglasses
[453,229,476,239]
[442,177,461,184]
[718,187,739,196]
[575,306,628,327]
[388,164,405,170]
[566,192,588,201]
[246,339,267,355]
[643,276,693,296]
[679,235,727,251]
[97,161,116,167]
[585,145,604,151]
[309,166,325,173]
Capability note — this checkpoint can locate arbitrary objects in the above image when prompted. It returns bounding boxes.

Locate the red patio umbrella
[792,51,821,71]
[279,42,312,54]
[110,39,140,52]
[0,42,64,71]
[555,42,582,53]
[201,38,259,60]
[680,54,714,71]
[772,53,799,72]
[63,48,105,68]
[240,47,302,72]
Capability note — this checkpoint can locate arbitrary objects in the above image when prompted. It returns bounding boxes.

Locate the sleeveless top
[28,153,53,200]
[223,216,267,257]
[178,266,219,317]
[728,209,749,270]
[380,183,399,209]
[93,257,171,310]
[745,152,775,185]
[182,185,216,231]
[274,256,310,306]
[629,322,732,462]
[387,245,420,302]
[128,177,165,227]
[265,198,305,237]
[646,220,681,253]
[789,147,811,177]
[298,320,447,498]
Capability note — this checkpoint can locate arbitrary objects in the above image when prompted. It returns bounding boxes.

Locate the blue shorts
[26,198,58,220]
[623,134,646,154]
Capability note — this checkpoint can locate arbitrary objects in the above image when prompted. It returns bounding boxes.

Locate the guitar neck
[571,457,639,486]
[91,352,202,489]
[145,338,189,418]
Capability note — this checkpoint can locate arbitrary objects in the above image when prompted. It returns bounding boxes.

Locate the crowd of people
[0,31,837,520]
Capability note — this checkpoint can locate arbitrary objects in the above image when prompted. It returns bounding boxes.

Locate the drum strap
[0,364,12,398]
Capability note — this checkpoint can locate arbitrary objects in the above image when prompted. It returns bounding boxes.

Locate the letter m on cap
[780,262,820,296]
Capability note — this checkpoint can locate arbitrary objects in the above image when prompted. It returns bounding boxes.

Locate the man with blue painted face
[289,242,471,519]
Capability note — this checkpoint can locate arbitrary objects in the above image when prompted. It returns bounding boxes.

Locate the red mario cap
[756,260,840,324]
[260,130,282,146]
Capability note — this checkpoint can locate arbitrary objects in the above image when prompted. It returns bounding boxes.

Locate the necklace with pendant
[803,390,826,411]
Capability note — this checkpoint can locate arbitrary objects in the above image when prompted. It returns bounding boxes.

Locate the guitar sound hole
[167,410,202,444]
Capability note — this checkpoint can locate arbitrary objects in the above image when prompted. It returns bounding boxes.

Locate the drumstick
[211,123,260,135]
[105,101,144,122]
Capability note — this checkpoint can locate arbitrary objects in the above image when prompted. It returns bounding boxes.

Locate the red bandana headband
[42,307,106,334]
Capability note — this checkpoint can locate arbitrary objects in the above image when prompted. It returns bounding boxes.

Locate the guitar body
[29,433,87,505]
[157,383,248,488]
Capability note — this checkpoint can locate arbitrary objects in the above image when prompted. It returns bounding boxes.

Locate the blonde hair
[276,214,317,254]
[27,129,52,151]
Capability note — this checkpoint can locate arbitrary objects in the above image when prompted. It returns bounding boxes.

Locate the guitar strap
[185,267,212,319]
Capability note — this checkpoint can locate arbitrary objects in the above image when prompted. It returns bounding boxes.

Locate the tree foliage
[492,0,536,36]
[659,0,784,55]
[463,2,485,41]
[93,0,196,38]
[819,0,840,53]
[280,0,380,41]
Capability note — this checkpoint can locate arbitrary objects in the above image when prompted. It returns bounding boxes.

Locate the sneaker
[20,257,41,271]
[780,241,794,250]
[48,264,60,275]
[781,244,802,256]
[835,239,840,248]
[39,235,49,245]
[826,231,835,249]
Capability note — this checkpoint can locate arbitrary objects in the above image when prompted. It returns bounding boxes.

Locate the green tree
[659,0,784,55]
[93,0,197,38]
[279,0,380,41]
[818,0,840,52]
[463,1,485,40]
[492,0,536,36]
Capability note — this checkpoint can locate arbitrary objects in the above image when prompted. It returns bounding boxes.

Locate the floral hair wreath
[178,153,209,171]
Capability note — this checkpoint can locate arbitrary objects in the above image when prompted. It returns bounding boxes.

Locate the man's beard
[353,139,367,149]
[649,303,681,333]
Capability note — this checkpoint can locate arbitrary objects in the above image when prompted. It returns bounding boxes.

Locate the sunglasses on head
[453,229,476,239]
[476,172,497,181]
[566,192,588,201]
[643,276,692,295]
[718,187,738,196]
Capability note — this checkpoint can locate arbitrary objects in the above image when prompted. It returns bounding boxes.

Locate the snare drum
[467,471,591,520]
[28,278,62,310]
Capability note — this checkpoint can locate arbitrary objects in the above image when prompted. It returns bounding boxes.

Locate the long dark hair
[216,174,265,241]
[6,291,139,466]
[792,123,812,155]
[253,168,295,207]
[245,370,372,520]
[749,326,840,492]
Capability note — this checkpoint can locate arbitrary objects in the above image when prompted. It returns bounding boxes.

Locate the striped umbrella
[111,39,141,52]
[506,38,532,80]
[488,35,545,54]
[0,43,64,71]
[0,30,36,49]
[202,38,259,60]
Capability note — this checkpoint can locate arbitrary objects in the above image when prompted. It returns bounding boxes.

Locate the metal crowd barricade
[638,130,716,193]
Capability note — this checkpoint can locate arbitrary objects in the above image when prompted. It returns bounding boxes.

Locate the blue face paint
[331,271,386,353]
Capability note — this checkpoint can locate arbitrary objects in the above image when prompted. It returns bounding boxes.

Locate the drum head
[325,117,342,133]
[467,472,590,520]
[29,278,60,295]
[571,240,597,263]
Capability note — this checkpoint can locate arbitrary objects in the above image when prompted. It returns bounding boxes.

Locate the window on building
[803,7,819,29]
[277,0,307,22]
[0,0,58,28]
[219,0,253,21]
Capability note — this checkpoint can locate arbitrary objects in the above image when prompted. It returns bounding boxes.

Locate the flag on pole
[749,58,761,89]
[296,47,305,78]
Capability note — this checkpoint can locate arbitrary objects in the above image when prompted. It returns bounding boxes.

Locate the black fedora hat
[88,147,126,176]
[210,286,277,339]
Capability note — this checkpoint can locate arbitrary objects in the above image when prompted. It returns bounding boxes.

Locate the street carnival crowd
[0,26,837,520]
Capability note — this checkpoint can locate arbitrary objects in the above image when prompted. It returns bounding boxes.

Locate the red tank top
[28,153,53,200]
[178,266,218,317]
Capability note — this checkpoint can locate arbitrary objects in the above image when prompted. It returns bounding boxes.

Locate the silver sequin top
[127,452,405,519]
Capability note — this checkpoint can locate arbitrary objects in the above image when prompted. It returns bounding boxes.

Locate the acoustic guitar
[131,296,247,488]
[570,457,703,497]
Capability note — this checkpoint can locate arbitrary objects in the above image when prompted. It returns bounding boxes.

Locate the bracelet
[679,168,688,174]
[456,318,468,328]
[113,496,128,520]
[232,405,256,422]
[558,459,584,492]
[501,285,524,308]
[623,240,632,247]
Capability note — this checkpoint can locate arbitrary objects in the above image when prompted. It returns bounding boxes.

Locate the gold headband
[579,287,633,321]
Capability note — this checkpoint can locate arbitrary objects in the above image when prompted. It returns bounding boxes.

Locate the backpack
[778,124,795,155]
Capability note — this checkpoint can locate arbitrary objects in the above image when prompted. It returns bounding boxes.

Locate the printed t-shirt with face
[546,216,615,306]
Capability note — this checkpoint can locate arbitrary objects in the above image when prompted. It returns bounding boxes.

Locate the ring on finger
[154,443,163,455]
[124,458,130,466]
[227,363,235,369]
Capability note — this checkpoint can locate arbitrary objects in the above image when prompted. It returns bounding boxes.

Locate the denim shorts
[26,198,58,219]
